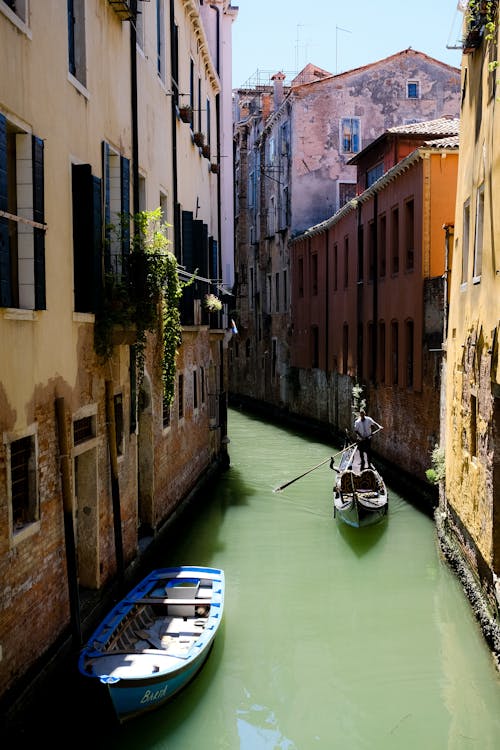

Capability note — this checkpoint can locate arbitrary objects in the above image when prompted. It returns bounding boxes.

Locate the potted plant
[178,104,193,124]
[202,144,211,159]
[193,132,205,147]
[210,162,219,174]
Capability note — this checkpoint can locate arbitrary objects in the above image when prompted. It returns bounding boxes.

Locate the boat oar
[274,441,360,493]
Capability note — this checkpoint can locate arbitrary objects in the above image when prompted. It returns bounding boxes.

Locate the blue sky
[231,0,465,88]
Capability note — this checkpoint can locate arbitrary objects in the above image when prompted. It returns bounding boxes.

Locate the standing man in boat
[354,410,382,470]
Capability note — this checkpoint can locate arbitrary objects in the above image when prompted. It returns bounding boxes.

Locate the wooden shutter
[0,113,11,307]
[120,155,130,260]
[33,135,45,310]
[72,165,102,312]
[209,237,218,281]
[181,210,194,272]
[102,141,110,272]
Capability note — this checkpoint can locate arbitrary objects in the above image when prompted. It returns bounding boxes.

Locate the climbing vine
[94,208,188,406]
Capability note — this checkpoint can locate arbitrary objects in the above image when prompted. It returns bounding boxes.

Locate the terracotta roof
[388,117,459,137]
[424,135,460,149]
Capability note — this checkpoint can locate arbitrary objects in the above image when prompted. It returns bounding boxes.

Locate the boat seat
[355,471,379,491]
[340,472,356,492]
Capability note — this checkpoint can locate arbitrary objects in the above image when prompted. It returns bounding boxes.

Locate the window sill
[3,308,37,321]
[68,73,90,100]
[0,2,31,37]
[11,519,41,547]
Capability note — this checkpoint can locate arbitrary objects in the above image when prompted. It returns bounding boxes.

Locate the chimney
[271,71,286,111]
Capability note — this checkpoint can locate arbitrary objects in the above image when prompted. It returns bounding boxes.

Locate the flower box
[193,132,205,147]
[179,106,193,124]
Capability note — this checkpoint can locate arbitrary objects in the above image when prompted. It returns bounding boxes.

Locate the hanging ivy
[94,208,188,406]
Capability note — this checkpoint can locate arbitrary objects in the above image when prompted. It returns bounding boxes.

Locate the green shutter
[120,155,130,259]
[33,135,46,310]
[102,141,110,272]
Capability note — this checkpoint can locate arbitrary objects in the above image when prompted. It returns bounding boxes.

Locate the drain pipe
[55,397,82,646]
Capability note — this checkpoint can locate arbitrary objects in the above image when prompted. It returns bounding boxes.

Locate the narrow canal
[15,407,500,748]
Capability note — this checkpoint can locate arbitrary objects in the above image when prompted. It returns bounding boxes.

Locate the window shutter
[102,141,110,272]
[0,114,11,307]
[193,220,208,279]
[72,165,102,312]
[120,155,130,258]
[32,135,46,310]
[92,175,103,311]
[181,210,194,272]
[208,236,218,280]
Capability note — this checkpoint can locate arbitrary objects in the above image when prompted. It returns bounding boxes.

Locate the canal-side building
[289,118,459,481]
[230,50,461,418]
[0,0,237,711]
[441,1,500,627]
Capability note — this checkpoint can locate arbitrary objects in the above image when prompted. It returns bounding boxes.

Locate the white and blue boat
[78,565,224,723]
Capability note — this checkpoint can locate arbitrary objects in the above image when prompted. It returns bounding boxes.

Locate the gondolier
[354,410,382,470]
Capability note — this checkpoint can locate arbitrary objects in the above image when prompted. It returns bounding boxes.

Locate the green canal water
[19,407,500,748]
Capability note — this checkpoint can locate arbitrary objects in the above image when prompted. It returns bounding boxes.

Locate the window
[379,321,386,384]
[367,163,384,188]
[298,257,304,298]
[271,338,277,378]
[102,142,130,278]
[405,320,414,389]
[2,0,28,23]
[473,185,484,281]
[283,269,287,309]
[379,214,386,277]
[407,81,420,99]
[367,322,375,382]
[312,253,318,296]
[67,0,86,86]
[333,244,338,291]
[73,415,95,445]
[368,221,375,281]
[7,431,39,533]
[249,266,254,308]
[266,273,272,313]
[0,114,46,310]
[405,199,414,270]
[339,182,356,208]
[72,164,102,313]
[340,118,360,154]
[275,272,280,312]
[206,99,211,148]
[170,20,179,104]
[357,225,364,282]
[136,0,145,49]
[344,236,349,288]
[200,366,205,404]
[156,0,165,81]
[391,321,399,385]
[189,59,194,127]
[462,199,470,285]
[391,206,399,274]
[178,373,184,420]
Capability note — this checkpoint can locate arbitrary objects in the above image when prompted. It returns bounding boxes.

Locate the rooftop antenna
[336,26,352,74]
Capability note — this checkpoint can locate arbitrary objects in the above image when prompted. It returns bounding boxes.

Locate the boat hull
[332,447,388,528]
[78,565,224,723]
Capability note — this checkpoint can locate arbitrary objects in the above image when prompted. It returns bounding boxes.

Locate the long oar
[274,440,360,493]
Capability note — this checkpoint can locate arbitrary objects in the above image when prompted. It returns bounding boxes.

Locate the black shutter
[72,165,102,312]
[192,220,207,278]
[92,175,103,311]
[102,141,110,272]
[209,237,218,281]
[0,113,11,307]
[181,210,194,272]
[173,202,181,263]
[120,155,130,260]
[33,135,45,310]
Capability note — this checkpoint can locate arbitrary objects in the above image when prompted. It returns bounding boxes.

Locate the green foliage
[466,1,498,43]
[426,444,445,485]
[94,208,187,406]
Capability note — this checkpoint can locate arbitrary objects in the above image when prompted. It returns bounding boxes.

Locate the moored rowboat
[78,565,224,723]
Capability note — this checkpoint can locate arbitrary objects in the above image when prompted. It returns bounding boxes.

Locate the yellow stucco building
[0,0,237,709]
[442,1,500,634]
